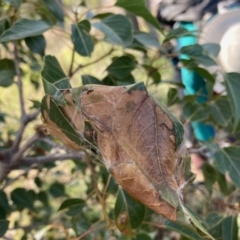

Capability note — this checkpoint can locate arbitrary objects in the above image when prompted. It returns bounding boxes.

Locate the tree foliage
[0,0,239,239]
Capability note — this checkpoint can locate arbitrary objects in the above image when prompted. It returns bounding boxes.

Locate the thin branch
[13,41,26,118]
[70,47,114,77]
[19,152,85,165]
[76,224,107,240]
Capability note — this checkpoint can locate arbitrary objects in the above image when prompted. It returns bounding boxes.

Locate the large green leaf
[180,44,216,66]
[165,220,203,240]
[10,188,34,210]
[202,43,220,57]
[114,189,145,230]
[224,73,240,130]
[0,19,53,42]
[71,20,94,57]
[115,0,161,31]
[25,34,46,56]
[92,14,132,46]
[222,216,238,240]
[106,56,136,79]
[0,59,15,87]
[0,220,9,238]
[209,97,232,127]
[41,55,70,105]
[215,147,240,188]
[134,31,160,49]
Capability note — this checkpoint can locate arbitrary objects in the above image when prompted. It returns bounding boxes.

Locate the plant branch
[70,47,114,77]
[19,152,85,165]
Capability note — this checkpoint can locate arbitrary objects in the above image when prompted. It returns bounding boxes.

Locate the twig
[77,224,107,240]
[70,47,114,77]
[19,152,85,165]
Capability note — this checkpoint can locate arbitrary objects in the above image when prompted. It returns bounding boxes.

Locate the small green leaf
[25,34,46,56]
[0,220,9,238]
[202,43,220,57]
[71,20,94,57]
[0,206,6,220]
[93,14,133,46]
[165,220,203,240]
[0,19,53,42]
[82,75,102,85]
[201,163,217,194]
[58,198,85,211]
[59,198,85,216]
[167,88,179,106]
[222,216,238,240]
[134,31,160,48]
[143,65,161,84]
[126,82,147,93]
[180,44,216,66]
[0,59,15,87]
[205,212,224,239]
[0,191,10,211]
[115,0,161,31]
[224,72,240,130]
[183,102,209,122]
[43,0,64,25]
[114,189,145,230]
[209,97,232,127]
[164,28,194,42]
[3,0,21,9]
[0,19,10,36]
[107,56,136,79]
[216,171,228,195]
[214,147,240,188]
[11,188,34,210]
[192,67,215,83]
[135,233,152,240]
[49,182,66,198]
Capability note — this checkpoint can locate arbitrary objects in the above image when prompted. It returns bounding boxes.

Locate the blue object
[177,22,215,141]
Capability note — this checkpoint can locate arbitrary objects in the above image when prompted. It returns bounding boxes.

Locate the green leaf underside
[71,20,94,56]
[202,43,220,57]
[58,198,85,216]
[214,147,240,188]
[224,72,240,130]
[0,19,53,42]
[42,97,83,146]
[209,98,232,127]
[183,102,209,122]
[134,31,160,48]
[107,56,136,79]
[0,220,9,238]
[43,0,64,24]
[222,216,238,240]
[0,59,15,87]
[93,14,132,46]
[115,0,161,31]
[164,28,195,42]
[114,189,145,229]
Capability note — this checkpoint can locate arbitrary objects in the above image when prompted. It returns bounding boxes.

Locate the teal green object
[177,22,215,141]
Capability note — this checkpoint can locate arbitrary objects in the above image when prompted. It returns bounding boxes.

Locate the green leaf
[42,97,83,146]
[201,163,217,194]
[209,97,232,127]
[43,0,64,24]
[214,147,240,188]
[224,72,240,130]
[180,44,216,66]
[135,233,152,240]
[114,189,145,229]
[4,0,21,9]
[202,43,220,57]
[205,212,224,240]
[49,182,66,198]
[106,56,136,79]
[0,19,10,36]
[222,216,238,240]
[82,75,102,85]
[25,34,46,56]
[93,14,133,46]
[0,220,9,238]
[143,65,161,84]
[11,188,34,210]
[165,220,203,240]
[0,59,15,87]
[58,198,85,216]
[41,55,70,105]
[134,31,160,48]
[191,67,215,83]
[0,206,6,220]
[167,88,179,106]
[183,102,209,122]
[71,20,94,57]
[164,28,194,42]
[0,191,10,211]
[0,19,53,42]
[216,171,228,195]
[115,0,161,31]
